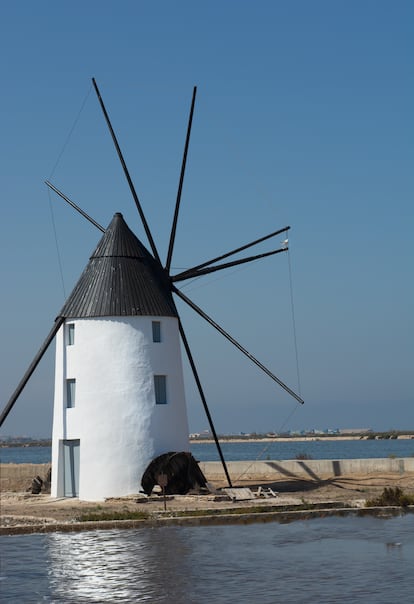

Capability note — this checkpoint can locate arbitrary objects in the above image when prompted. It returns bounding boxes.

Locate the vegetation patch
[161,503,341,518]
[77,510,150,522]
[76,501,351,523]
[365,487,414,508]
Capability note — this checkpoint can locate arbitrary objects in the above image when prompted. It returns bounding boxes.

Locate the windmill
[0,80,304,501]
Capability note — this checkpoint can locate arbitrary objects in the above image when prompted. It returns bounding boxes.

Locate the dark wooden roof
[59,213,178,318]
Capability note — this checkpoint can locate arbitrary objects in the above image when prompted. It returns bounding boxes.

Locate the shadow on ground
[230,460,395,495]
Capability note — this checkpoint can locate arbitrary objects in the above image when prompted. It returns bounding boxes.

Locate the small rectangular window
[154,375,167,404]
[152,321,161,343]
[67,324,75,346]
[66,379,76,408]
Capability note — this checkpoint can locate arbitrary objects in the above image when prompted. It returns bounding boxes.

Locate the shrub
[77,510,150,522]
[365,487,414,508]
[295,453,313,460]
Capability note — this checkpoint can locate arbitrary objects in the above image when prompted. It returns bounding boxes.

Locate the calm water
[1,438,414,464]
[1,515,413,603]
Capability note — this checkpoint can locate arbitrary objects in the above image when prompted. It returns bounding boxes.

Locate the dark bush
[366,487,414,507]
[295,453,313,460]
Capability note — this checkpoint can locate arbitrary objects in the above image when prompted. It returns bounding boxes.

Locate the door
[63,439,80,497]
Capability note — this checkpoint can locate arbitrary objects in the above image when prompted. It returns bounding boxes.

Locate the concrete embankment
[1,463,51,491]
[199,458,414,482]
[1,458,414,492]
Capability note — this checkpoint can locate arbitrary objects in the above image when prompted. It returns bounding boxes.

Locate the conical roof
[59,213,177,318]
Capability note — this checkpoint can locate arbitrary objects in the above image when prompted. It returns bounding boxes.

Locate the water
[0,447,52,464]
[192,438,414,462]
[1,515,413,603]
[1,438,414,464]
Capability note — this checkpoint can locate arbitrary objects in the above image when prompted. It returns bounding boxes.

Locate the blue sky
[0,1,413,438]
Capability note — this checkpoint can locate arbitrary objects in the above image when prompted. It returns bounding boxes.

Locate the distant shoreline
[192,434,414,444]
[2,432,414,448]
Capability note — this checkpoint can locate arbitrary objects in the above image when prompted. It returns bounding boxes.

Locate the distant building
[339,428,372,435]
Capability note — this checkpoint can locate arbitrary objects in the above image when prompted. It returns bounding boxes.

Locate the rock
[31,476,43,495]
[141,451,208,496]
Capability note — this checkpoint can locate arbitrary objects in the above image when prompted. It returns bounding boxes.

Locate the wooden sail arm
[45,181,105,232]
[178,319,233,488]
[165,86,197,273]
[172,225,290,281]
[92,77,162,264]
[172,246,288,282]
[172,286,304,405]
[0,316,66,427]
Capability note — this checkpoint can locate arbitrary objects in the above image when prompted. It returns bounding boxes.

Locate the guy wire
[287,241,302,396]
[48,84,93,180]
[47,187,66,299]
[233,242,303,483]
[46,83,92,299]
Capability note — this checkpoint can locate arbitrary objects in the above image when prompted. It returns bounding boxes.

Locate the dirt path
[2,472,413,531]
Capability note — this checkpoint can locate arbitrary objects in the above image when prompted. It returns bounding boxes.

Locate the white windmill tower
[0,80,304,501]
[50,212,190,500]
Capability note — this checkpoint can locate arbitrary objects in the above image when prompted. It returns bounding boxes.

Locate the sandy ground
[2,472,414,531]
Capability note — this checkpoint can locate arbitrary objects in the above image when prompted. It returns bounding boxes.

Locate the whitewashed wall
[51,316,189,501]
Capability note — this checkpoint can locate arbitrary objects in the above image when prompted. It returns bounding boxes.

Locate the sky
[0,1,413,438]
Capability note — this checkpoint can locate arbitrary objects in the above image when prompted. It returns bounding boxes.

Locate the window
[67,323,75,346]
[66,379,76,408]
[154,375,167,404]
[152,321,161,343]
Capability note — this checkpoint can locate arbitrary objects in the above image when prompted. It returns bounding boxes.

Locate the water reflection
[44,516,414,604]
[1,516,414,603]
[47,528,193,603]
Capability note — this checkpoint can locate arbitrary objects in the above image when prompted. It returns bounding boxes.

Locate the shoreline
[3,506,413,536]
